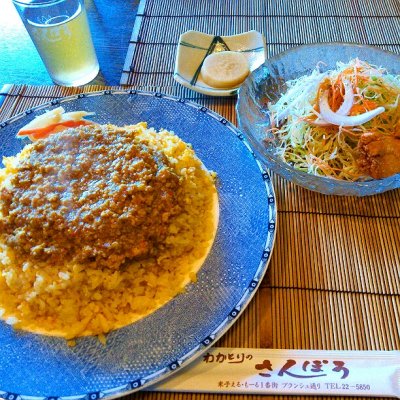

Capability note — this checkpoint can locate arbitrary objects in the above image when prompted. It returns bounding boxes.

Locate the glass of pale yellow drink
[13,0,99,86]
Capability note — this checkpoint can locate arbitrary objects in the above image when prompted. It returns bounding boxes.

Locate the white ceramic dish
[174,30,266,96]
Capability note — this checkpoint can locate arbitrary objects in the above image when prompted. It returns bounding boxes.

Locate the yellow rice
[0,122,218,340]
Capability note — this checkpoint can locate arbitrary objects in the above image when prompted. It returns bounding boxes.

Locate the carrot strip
[349,99,379,115]
[18,120,92,139]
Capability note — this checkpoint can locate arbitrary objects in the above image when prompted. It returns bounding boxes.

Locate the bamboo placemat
[120,0,400,87]
[118,0,399,398]
[0,85,399,399]
[119,0,400,347]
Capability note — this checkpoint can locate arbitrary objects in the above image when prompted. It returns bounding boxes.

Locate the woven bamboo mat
[123,0,400,356]
[124,0,399,398]
[0,83,399,399]
[120,0,400,86]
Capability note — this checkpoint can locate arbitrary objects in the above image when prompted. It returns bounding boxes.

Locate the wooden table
[0,0,140,88]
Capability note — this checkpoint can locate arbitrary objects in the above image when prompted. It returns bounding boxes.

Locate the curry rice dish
[0,122,218,340]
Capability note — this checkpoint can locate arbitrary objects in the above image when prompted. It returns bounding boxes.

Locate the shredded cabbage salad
[267,59,400,180]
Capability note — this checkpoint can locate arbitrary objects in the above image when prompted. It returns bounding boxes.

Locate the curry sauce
[0,125,182,269]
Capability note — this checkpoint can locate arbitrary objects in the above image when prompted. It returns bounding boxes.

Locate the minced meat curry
[0,125,182,269]
[0,121,218,338]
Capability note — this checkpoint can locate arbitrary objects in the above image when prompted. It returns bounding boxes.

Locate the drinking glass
[12,0,100,86]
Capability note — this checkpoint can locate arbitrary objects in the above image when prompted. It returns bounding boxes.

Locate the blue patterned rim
[0,90,276,399]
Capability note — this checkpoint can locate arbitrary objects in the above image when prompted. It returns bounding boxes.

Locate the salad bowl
[236,43,400,196]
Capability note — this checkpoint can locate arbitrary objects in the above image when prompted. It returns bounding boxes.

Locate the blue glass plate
[0,90,276,399]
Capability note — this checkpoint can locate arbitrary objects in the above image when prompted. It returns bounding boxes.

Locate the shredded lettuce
[267,59,400,180]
